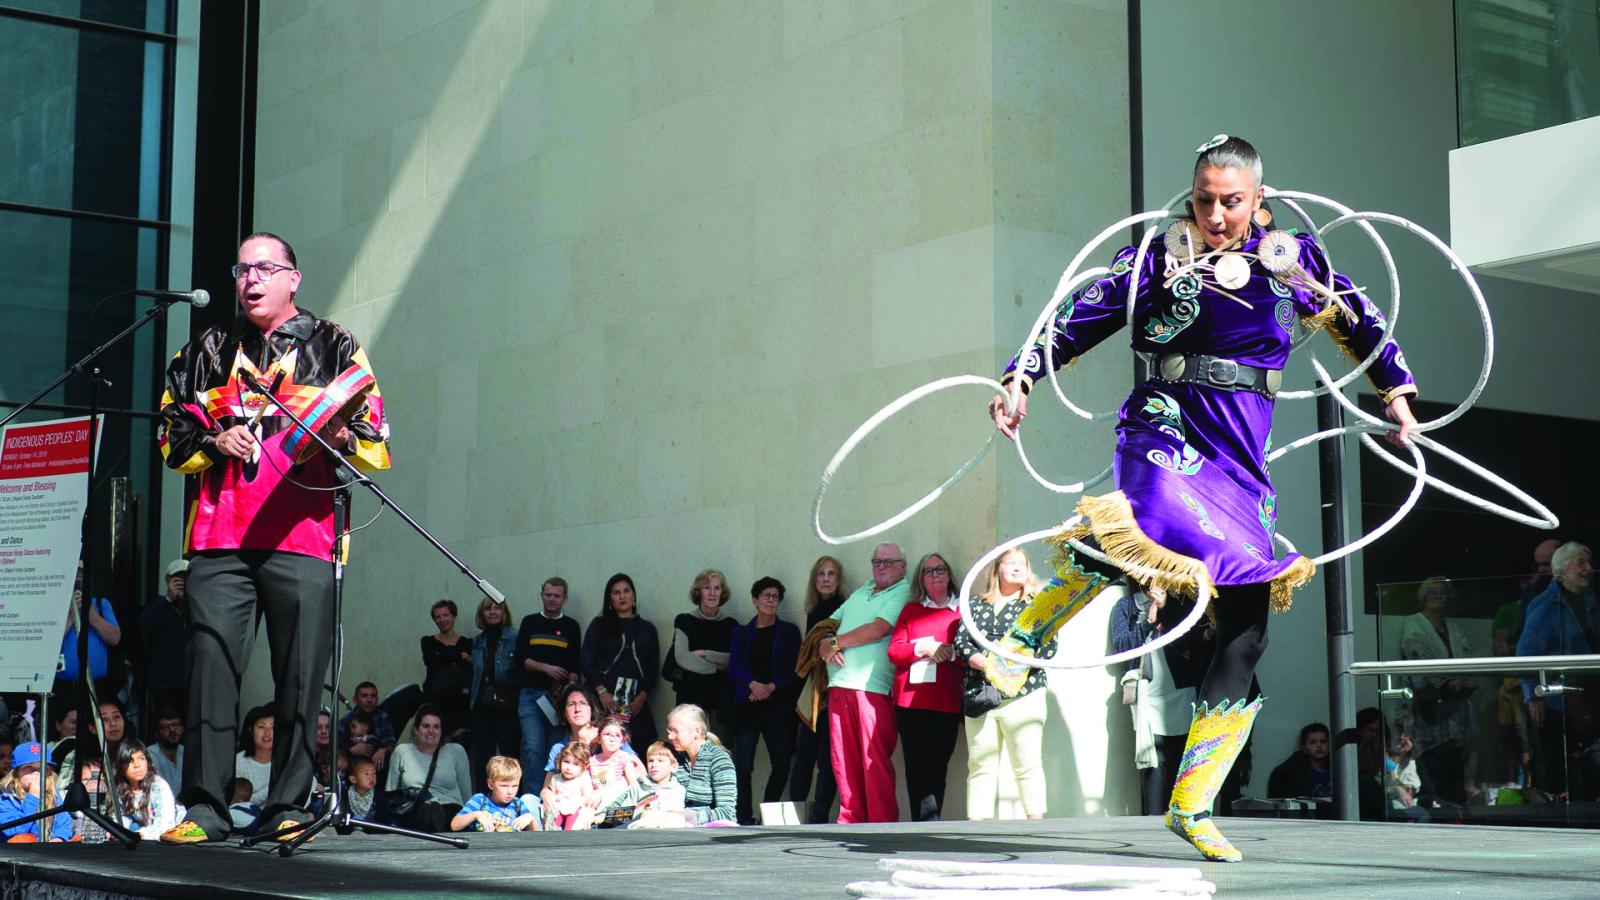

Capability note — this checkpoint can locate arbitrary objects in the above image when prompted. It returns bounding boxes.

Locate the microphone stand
[0,291,183,849]
[231,370,478,855]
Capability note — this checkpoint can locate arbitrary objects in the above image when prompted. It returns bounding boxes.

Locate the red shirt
[886,601,963,713]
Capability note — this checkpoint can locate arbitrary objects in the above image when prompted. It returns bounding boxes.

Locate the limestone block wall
[245,0,1149,820]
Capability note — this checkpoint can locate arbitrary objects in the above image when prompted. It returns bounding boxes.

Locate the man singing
[157,232,390,842]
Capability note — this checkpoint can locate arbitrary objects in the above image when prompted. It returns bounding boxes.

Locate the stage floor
[2,816,1596,899]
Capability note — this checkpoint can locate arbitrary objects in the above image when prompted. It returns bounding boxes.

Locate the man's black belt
[1143,352,1281,398]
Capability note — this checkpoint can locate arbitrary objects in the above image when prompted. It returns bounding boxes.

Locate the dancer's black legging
[1075,536,1272,709]
[1198,584,1271,709]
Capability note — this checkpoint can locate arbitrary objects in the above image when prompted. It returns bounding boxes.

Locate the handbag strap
[418,745,442,796]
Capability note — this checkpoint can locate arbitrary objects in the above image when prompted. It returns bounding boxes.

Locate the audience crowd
[5,534,1596,842]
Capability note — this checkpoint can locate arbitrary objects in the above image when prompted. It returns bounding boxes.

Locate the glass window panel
[0,16,170,218]
[1458,0,1600,146]
[2,0,172,35]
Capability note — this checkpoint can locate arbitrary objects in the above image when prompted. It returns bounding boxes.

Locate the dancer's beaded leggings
[1198,583,1270,708]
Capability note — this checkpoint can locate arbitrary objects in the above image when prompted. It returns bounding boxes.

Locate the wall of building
[245,0,1145,820]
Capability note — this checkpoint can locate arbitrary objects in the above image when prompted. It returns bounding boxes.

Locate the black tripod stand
[231,370,490,855]
[0,294,182,848]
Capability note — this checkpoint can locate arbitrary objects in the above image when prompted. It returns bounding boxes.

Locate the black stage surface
[2,817,1596,898]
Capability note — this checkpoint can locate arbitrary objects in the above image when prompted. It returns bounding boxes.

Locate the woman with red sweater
[886,553,965,821]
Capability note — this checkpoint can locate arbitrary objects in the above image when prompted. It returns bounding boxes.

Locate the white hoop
[1265,189,1401,400]
[955,523,1213,670]
[812,375,1005,546]
[1316,210,1493,434]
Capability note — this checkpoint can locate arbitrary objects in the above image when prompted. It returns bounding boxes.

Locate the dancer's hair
[980,547,1043,605]
[1194,135,1262,189]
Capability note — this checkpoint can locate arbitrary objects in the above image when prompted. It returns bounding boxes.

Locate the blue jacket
[469,625,518,707]
[1517,581,1600,712]
[0,791,72,841]
[728,617,801,705]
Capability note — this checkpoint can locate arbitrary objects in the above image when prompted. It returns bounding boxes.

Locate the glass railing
[1457,0,1600,146]
[1358,574,1600,828]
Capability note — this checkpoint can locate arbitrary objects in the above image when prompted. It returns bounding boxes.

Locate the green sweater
[676,741,736,825]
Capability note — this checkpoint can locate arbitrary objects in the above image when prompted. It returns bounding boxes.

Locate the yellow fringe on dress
[1298,301,1341,335]
[1266,555,1315,613]
[1049,491,1319,613]
[1049,491,1217,602]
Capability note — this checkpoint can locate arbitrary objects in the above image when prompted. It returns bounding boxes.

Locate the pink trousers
[828,688,900,823]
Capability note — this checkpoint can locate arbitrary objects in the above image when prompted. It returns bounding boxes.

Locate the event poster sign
[0,417,99,692]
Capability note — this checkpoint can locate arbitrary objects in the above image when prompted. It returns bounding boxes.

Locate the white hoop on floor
[954,524,1212,670]
[847,857,1217,898]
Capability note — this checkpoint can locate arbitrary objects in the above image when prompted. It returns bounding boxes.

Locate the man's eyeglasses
[923,566,950,576]
[231,261,295,281]
[870,558,905,568]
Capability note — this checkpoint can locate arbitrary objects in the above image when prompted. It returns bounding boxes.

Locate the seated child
[590,717,645,803]
[540,743,598,830]
[344,712,377,761]
[600,741,689,830]
[226,777,260,831]
[71,755,108,843]
[0,743,71,842]
[114,740,184,840]
[346,757,380,822]
[451,756,539,832]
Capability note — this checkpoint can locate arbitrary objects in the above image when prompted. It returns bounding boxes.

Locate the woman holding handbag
[954,547,1052,820]
[468,597,520,793]
[384,705,473,832]
[582,573,662,748]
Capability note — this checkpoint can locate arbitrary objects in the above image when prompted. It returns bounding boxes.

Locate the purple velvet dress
[1004,225,1415,604]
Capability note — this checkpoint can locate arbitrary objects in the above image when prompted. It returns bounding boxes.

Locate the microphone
[135,288,210,308]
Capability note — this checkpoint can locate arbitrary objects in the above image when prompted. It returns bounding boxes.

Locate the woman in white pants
[954,547,1051,819]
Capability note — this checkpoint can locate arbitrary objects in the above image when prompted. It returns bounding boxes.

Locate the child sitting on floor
[0,743,71,842]
[346,757,379,822]
[451,756,539,832]
[226,777,259,832]
[590,717,646,803]
[600,741,689,830]
[541,743,598,830]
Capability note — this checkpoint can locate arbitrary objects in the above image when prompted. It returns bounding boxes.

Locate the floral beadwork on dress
[1145,296,1200,344]
[1180,490,1226,540]
[1148,443,1203,476]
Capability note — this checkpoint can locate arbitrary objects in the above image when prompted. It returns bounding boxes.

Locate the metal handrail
[1350,654,1600,678]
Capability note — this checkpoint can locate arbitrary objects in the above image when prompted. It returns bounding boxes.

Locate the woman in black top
[581,573,661,749]
[789,555,847,823]
[667,569,737,731]
[420,599,472,740]
[730,576,802,825]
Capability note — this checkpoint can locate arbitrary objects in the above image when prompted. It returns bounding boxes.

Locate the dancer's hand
[989,389,1027,441]
[1384,395,1417,447]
